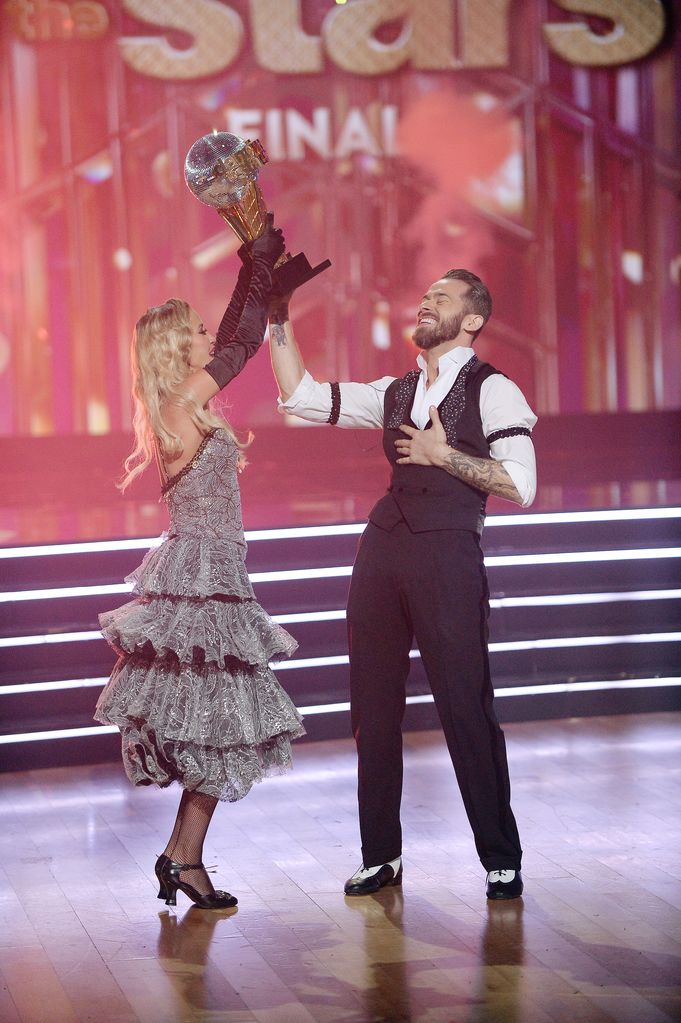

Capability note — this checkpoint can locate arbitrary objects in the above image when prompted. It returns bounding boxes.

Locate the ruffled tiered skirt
[95,533,305,801]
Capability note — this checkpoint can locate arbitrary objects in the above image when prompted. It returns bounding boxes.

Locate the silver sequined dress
[95,428,305,801]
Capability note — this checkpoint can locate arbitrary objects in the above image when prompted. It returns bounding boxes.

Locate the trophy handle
[249,139,269,165]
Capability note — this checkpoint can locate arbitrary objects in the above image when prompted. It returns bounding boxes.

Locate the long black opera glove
[212,244,252,353]
[203,253,273,391]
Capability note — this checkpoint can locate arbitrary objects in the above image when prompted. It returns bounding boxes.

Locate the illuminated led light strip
[492,677,681,696]
[0,583,132,603]
[252,566,355,583]
[246,524,364,541]
[0,724,120,743]
[2,675,679,743]
[0,631,97,648]
[274,654,348,670]
[484,507,681,527]
[486,547,681,567]
[0,538,163,559]
[0,677,107,696]
[274,609,347,624]
[1,506,679,559]
[492,589,681,608]
[488,632,681,652]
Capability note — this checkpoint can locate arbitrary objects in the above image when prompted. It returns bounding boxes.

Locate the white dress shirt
[278,347,538,506]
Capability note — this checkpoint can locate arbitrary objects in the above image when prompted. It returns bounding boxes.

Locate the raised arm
[203,216,285,391]
[179,216,285,408]
[268,294,306,401]
[269,296,392,429]
[212,243,254,348]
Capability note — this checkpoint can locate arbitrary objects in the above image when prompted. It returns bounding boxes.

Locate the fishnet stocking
[163,789,219,896]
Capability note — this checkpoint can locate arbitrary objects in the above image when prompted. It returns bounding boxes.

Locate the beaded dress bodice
[162,429,245,546]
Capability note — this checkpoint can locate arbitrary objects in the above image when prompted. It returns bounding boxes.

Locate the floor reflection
[156,905,239,1019]
[469,899,525,1023]
[345,887,413,1022]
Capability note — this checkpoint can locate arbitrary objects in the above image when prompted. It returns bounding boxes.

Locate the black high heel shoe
[155,854,172,901]
[157,856,238,910]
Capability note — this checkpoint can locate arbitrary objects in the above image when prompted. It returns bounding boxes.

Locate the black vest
[368,356,501,535]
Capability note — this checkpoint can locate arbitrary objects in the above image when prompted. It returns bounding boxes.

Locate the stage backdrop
[1,0,679,542]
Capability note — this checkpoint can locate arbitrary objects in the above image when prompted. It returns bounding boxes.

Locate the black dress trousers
[346,519,522,872]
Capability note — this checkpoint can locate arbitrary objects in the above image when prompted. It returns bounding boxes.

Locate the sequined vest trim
[385,354,481,443]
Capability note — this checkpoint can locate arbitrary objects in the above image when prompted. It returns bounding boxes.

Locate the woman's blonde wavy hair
[118,298,248,491]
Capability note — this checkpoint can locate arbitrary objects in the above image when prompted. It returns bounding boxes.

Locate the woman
[95,215,304,910]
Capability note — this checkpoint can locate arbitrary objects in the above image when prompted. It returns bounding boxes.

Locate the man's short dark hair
[442,269,492,328]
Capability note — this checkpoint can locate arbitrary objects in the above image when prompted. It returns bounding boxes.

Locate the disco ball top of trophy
[184,132,265,209]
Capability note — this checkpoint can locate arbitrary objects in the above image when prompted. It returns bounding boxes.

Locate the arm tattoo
[270,323,288,348]
[443,448,521,503]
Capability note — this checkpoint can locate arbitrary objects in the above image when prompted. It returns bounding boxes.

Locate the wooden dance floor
[1,713,680,1023]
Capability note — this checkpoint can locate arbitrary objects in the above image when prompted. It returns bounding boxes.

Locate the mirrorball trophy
[184,132,331,294]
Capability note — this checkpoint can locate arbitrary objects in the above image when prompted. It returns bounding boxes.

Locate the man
[269,269,536,900]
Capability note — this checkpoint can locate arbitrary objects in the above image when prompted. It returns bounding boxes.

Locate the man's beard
[413,310,465,350]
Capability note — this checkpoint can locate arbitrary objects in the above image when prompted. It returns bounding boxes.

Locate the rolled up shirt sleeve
[278,370,394,429]
[480,375,538,507]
